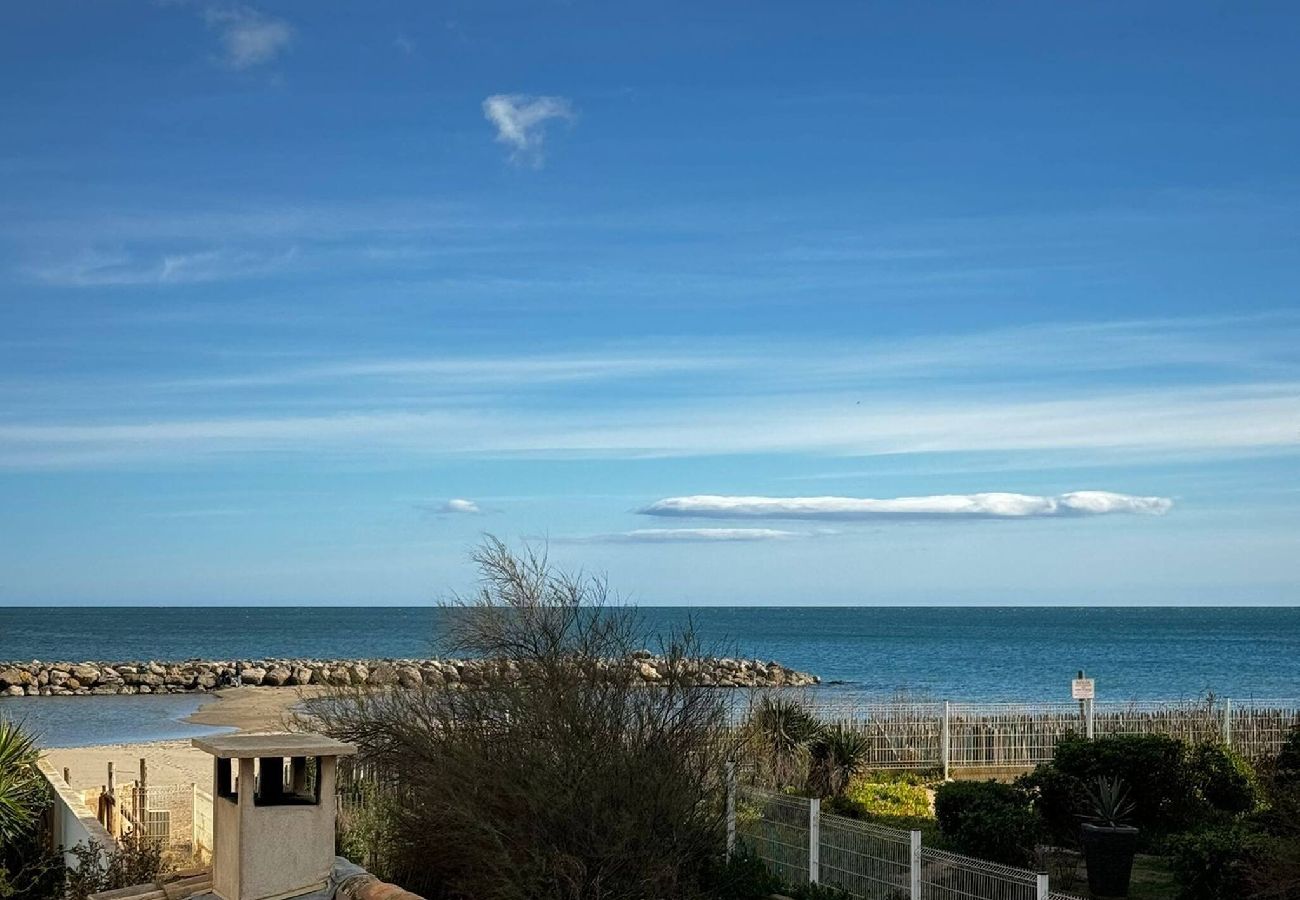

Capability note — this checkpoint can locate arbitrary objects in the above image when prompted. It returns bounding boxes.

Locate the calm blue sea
[3,607,1298,746]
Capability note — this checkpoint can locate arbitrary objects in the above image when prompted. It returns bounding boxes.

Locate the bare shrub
[313,537,741,900]
[64,834,168,900]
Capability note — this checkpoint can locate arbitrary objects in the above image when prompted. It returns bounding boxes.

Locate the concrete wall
[37,758,116,869]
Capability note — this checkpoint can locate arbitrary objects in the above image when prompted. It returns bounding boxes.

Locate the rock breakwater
[0,654,818,697]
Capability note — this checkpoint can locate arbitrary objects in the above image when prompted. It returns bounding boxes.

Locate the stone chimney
[193,733,357,900]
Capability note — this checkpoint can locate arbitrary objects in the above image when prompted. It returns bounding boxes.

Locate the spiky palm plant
[748,695,824,789]
[0,717,43,843]
[1085,775,1136,828]
[808,724,872,798]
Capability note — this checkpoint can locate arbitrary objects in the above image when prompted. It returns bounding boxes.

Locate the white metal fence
[119,783,196,852]
[919,847,1044,900]
[820,813,918,899]
[804,696,1300,774]
[735,785,1082,900]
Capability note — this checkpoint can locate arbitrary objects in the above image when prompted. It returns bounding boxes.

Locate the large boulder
[262,666,292,687]
[71,664,101,684]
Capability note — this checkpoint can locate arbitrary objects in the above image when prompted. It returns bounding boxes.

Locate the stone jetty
[0,654,818,697]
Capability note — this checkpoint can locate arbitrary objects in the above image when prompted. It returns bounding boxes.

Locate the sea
[2,606,1298,747]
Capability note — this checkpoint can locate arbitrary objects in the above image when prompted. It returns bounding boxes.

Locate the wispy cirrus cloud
[562,528,802,544]
[482,94,574,166]
[203,6,294,70]
[639,491,1173,521]
[28,247,297,287]
[1,382,1298,470]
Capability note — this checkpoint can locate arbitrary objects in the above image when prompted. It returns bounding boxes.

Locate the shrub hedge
[933,780,1038,867]
[1026,733,1262,847]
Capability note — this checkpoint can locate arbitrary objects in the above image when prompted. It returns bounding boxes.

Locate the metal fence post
[808,797,820,884]
[1086,696,1095,739]
[725,761,736,860]
[941,701,951,780]
[1223,698,1232,747]
[909,830,922,900]
[1036,872,1049,900]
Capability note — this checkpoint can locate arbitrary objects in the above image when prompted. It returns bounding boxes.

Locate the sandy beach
[43,686,330,791]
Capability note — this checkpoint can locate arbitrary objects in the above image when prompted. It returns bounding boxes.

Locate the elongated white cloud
[566,528,801,544]
[638,491,1173,520]
[482,94,574,165]
[429,498,480,514]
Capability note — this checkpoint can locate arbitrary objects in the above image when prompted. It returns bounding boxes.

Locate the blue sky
[1,2,1298,605]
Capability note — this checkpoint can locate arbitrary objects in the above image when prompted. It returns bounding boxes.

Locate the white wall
[37,759,117,869]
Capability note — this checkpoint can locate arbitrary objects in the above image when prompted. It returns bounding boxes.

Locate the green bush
[933,780,1038,867]
[64,836,169,900]
[1016,765,1088,847]
[1190,742,1257,815]
[701,850,782,900]
[1052,733,1201,834]
[1272,723,1300,787]
[788,882,857,900]
[842,779,931,818]
[702,851,862,900]
[1168,825,1258,900]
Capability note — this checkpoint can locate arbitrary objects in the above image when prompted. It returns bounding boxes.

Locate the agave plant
[748,695,824,789]
[0,716,44,843]
[1085,775,1136,828]
[807,723,872,798]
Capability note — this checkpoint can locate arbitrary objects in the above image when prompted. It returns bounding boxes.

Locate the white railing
[735,786,1058,900]
[919,847,1045,900]
[735,786,812,887]
[802,696,1300,773]
[118,782,199,855]
[820,814,918,899]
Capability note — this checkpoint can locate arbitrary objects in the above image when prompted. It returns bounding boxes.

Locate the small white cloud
[205,6,294,70]
[638,491,1173,521]
[565,528,802,544]
[440,498,481,514]
[482,94,574,166]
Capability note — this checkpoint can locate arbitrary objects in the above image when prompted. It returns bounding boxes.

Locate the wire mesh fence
[918,847,1043,900]
[947,703,1083,772]
[116,782,203,861]
[734,786,1062,900]
[796,696,1299,772]
[816,702,945,770]
[818,814,915,900]
[1230,699,1300,759]
[735,786,811,886]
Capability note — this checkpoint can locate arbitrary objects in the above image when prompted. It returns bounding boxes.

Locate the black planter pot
[1080,821,1139,898]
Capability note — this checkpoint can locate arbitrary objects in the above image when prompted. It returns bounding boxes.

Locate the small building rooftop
[191,732,357,759]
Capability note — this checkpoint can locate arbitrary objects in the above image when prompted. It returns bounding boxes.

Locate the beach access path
[44,686,328,791]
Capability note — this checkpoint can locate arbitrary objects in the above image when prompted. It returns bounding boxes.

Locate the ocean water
[2,606,1297,702]
[0,693,232,748]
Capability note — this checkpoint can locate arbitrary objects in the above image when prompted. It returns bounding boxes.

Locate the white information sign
[1072,678,1095,700]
